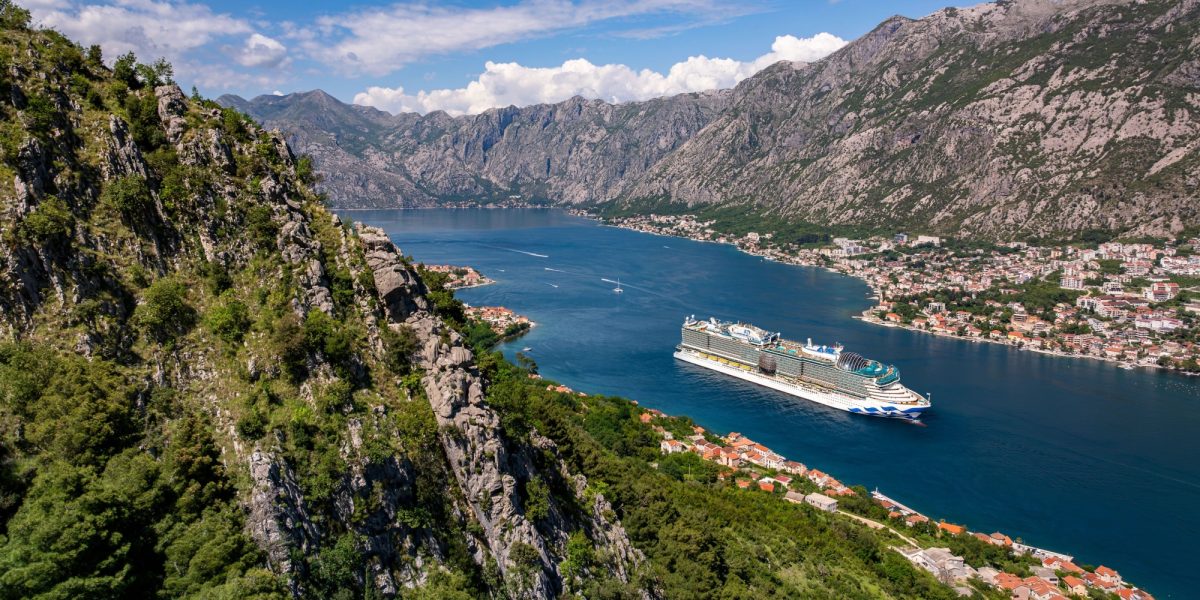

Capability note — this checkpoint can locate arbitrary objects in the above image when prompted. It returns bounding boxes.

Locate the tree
[0,0,30,30]
[205,297,251,346]
[113,51,139,88]
[134,278,197,345]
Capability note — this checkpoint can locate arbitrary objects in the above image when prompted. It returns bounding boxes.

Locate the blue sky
[26,0,962,114]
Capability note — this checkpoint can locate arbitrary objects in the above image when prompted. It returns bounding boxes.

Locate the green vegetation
[0,345,283,599]
[479,356,995,599]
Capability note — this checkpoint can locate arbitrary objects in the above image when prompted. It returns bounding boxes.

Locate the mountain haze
[225,0,1200,240]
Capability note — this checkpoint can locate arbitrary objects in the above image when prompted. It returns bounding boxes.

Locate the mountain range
[221,0,1200,240]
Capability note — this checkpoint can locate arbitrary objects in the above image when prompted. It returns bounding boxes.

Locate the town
[463,304,533,339]
[631,402,1154,600]
[601,213,1200,373]
[419,263,494,289]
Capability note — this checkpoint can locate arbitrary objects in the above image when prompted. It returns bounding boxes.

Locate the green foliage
[0,0,31,30]
[18,195,74,242]
[206,296,251,346]
[245,205,279,251]
[123,91,167,151]
[100,175,154,221]
[481,357,962,599]
[134,57,174,88]
[269,312,307,379]
[380,324,419,375]
[0,345,279,599]
[133,278,197,345]
[522,476,551,523]
[112,52,139,89]
[416,266,466,326]
[303,310,355,372]
[295,155,317,185]
[22,93,56,140]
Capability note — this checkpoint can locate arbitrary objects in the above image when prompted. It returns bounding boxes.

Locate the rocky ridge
[0,19,643,598]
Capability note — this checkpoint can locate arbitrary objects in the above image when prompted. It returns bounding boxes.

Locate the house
[781,460,807,475]
[659,439,686,454]
[1084,572,1119,592]
[1023,576,1062,600]
[784,490,806,504]
[905,514,929,527]
[804,492,838,512]
[735,479,752,490]
[897,546,969,582]
[758,481,776,493]
[975,566,1000,586]
[937,521,966,536]
[1042,556,1082,573]
[994,573,1025,590]
[1061,575,1086,596]
[1094,566,1122,586]
[1031,566,1059,584]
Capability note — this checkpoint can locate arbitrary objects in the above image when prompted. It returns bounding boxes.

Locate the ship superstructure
[674,316,930,419]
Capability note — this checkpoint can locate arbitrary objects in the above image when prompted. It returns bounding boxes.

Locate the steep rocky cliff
[227,0,1200,239]
[0,13,645,598]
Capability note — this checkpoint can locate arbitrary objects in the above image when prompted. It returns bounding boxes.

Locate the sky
[23,0,963,115]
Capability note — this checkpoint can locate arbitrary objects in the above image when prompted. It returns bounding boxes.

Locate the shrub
[134,278,196,345]
[205,297,250,346]
[101,176,154,219]
[123,91,166,150]
[381,325,419,374]
[270,312,307,378]
[20,196,74,242]
[113,52,139,88]
[245,205,278,251]
[236,408,267,440]
[0,0,31,30]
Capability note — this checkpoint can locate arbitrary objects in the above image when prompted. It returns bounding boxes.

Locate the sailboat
[613,278,623,294]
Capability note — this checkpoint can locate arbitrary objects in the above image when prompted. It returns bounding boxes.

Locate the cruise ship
[674,316,931,420]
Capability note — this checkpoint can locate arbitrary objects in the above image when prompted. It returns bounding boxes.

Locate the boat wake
[505,248,548,258]
[546,283,559,288]
[544,267,565,272]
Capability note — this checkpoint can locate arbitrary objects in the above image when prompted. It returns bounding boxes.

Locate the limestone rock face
[358,226,429,321]
[223,0,1200,239]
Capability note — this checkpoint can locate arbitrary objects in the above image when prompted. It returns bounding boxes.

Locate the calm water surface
[344,208,1199,598]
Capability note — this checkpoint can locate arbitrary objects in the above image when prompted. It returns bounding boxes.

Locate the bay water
[345,208,1199,597]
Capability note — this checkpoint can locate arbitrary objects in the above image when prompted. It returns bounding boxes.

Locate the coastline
[584,212,1185,375]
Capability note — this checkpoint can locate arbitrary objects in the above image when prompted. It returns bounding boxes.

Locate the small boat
[613,278,623,293]
[522,347,532,352]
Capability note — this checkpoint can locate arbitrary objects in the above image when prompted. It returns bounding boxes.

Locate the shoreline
[589,213,1188,376]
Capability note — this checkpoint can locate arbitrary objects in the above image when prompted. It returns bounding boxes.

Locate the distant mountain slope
[625,0,1200,238]
[221,89,730,208]
[225,0,1200,239]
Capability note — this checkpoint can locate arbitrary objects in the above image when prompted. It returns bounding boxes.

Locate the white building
[804,492,838,512]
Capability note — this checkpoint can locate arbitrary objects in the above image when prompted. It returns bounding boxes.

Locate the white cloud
[354,33,847,116]
[29,0,250,61]
[302,0,736,77]
[236,33,288,68]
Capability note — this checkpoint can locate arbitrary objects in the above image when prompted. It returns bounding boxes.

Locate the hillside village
[640,404,1155,600]
[604,213,1200,372]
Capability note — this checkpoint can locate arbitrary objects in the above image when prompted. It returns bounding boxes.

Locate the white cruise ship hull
[674,348,928,420]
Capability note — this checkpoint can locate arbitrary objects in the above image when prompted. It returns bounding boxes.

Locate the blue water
[344,208,1200,598]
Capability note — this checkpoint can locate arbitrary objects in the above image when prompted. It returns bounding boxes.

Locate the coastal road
[838,510,920,547]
